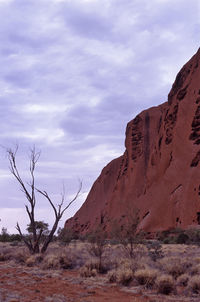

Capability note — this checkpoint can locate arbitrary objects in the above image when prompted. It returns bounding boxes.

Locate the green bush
[176,233,189,244]
[0,228,22,242]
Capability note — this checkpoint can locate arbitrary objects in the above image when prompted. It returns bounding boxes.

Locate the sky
[0,0,199,233]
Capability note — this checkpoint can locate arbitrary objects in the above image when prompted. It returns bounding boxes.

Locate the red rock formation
[65,49,200,234]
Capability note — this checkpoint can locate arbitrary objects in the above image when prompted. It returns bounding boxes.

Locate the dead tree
[7,146,81,254]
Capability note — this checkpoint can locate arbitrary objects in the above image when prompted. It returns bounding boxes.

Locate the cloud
[0,0,199,232]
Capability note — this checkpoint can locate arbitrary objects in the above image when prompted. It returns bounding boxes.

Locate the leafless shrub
[111,207,141,258]
[87,227,108,273]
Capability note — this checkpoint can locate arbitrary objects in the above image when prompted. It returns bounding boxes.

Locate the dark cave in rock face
[197,212,200,225]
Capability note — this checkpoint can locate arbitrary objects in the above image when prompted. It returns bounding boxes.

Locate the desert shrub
[157,230,171,242]
[176,232,189,244]
[117,256,147,273]
[61,243,91,269]
[57,227,78,245]
[107,269,118,283]
[185,228,200,244]
[162,237,176,244]
[0,252,10,261]
[79,259,99,277]
[159,257,188,279]
[26,254,43,266]
[117,268,133,286]
[0,228,22,242]
[188,276,200,293]
[117,258,133,269]
[59,254,74,269]
[84,258,100,271]
[194,257,200,264]
[177,273,189,287]
[42,254,60,269]
[111,208,142,259]
[12,249,29,263]
[190,263,200,275]
[107,267,133,286]
[80,266,97,277]
[41,252,75,270]
[158,228,190,244]
[134,268,158,288]
[146,241,164,262]
[87,228,107,273]
[156,274,174,295]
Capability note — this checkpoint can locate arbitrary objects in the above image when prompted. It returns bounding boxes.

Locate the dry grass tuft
[42,254,61,269]
[107,268,133,286]
[134,268,158,288]
[156,274,174,295]
[188,275,200,294]
[26,254,43,267]
[176,273,189,287]
[159,256,189,279]
[79,266,98,278]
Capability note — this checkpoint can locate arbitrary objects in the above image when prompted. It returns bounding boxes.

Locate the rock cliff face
[65,49,200,234]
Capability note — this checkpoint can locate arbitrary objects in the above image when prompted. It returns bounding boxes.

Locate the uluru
[65,48,200,235]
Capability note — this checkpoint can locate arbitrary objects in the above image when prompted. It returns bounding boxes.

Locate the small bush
[146,241,164,262]
[80,266,98,277]
[188,276,200,294]
[59,254,74,269]
[156,274,174,295]
[12,250,29,263]
[107,268,133,286]
[134,268,158,288]
[185,228,200,244]
[117,257,145,272]
[159,257,188,279]
[116,268,133,286]
[176,233,189,244]
[26,254,43,267]
[190,263,200,275]
[79,261,98,278]
[42,254,60,269]
[84,259,100,271]
[177,274,189,287]
[107,270,118,283]
[194,257,200,264]
[0,252,10,261]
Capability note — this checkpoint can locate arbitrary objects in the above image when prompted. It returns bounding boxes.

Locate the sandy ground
[0,261,199,302]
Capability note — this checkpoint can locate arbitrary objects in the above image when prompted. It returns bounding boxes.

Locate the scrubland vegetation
[1,227,200,300]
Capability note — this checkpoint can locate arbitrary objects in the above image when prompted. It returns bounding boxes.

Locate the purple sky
[0,0,199,233]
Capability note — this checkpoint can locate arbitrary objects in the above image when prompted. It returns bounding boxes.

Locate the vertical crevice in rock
[144,112,150,169]
[164,104,179,145]
[191,150,200,167]
[131,115,143,161]
[189,105,200,145]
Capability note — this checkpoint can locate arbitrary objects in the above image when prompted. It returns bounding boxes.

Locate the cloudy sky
[0,0,199,233]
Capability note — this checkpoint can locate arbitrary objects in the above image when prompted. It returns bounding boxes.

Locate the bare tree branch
[6,145,82,254]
